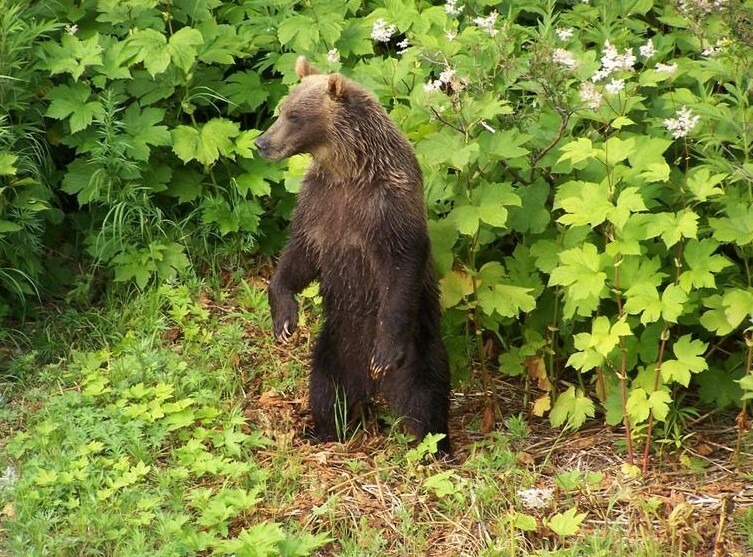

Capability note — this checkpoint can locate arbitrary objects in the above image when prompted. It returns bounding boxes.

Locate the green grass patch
[1,281,750,556]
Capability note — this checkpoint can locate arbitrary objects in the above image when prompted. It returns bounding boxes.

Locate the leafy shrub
[2,0,752,462]
[0,3,58,317]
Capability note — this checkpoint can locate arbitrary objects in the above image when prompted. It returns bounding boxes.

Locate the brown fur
[255,58,451,454]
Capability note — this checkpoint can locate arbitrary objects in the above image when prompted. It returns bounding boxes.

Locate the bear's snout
[254,135,271,158]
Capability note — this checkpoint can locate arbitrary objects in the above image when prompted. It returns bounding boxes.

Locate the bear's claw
[369,355,392,380]
[276,320,294,344]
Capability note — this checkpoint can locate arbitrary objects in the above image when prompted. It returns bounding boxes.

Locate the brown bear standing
[255,57,451,454]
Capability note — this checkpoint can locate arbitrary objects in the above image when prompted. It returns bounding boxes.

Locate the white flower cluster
[445,0,463,17]
[639,38,656,59]
[556,27,574,41]
[655,62,678,74]
[473,11,499,37]
[552,48,579,70]
[327,48,340,63]
[663,106,701,138]
[605,78,625,94]
[371,18,396,43]
[517,487,554,509]
[424,67,457,94]
[678,0,728,14]
[591,40,636,82]
[397,39,410,54]
[702,37,730,57]
[579,82,603,110]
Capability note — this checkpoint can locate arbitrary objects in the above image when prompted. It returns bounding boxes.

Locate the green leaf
[428,219,459,277]
[546,507,588,537]
[645,210,698,248]
[597,136,634,166]
[512,512,538,532]
[128,28,170,77]
[709,202,753,246]
[479,129,530,160]
[477,283,536,318]
[548,243,607,300]
[439,270,474,308]
[0,152,17,176]
[122,103,170,161]
[661,334,708,387]
[171,118,240,166]
[550,386,595,429]
[686,166,725,202]
[38,33,104,81]
[234,129,261,159]
[422,470,462,498]
[556,181,612,227]
[221,70,269,113]
[608,187,647,231]
[556,137,593,166]
[678,239,732,292]
[627,387,671,424]
[566,316,632,371]
[46,83,104,133]
[448,205,480,236]
[624,283,687,324]
[168,27,204,73]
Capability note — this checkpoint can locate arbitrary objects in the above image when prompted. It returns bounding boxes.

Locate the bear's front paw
[369,344,406,380]
[271,300,298,344]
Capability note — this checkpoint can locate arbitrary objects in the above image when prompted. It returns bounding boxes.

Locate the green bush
[2,0,753,460]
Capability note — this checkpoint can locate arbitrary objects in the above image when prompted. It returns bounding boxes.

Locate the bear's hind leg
[381,349,451,455]
[309,326,370,443]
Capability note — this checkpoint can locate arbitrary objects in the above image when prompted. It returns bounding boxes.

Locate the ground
[0,276,752,556]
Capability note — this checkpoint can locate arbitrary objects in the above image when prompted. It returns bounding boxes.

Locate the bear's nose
[254,136,269,153]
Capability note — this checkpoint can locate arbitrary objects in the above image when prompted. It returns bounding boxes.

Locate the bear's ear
[327,74,346,100]
[295,56,319,79]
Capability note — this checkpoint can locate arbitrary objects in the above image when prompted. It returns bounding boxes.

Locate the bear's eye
[287,111,300,122]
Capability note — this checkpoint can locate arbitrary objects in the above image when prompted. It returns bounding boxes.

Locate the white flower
[438,68,456,83]
[552,48,579,70]
[473,11,499,37]
[397,39,410,54]
[663,106,700,139]
[371,18,396,43]
[655,62,677,74]
[556,27,574,41]
[517,487,554,509]
[679,0,728,14]
[639,38,656,59]
[579,82,603,110]
[605,78,625,94]
[424,80,442,93]
[445,30,457,41]
[581,0,590,3]
[702,37,730,57]
[591,40,636,81]
[65,23,78,36]
[445,0,463,16]
[327,48,340,63]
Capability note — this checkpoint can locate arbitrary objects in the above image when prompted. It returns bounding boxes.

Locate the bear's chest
[298,182,382,257]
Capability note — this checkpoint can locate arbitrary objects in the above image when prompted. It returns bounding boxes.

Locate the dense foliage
[2,0,753,463]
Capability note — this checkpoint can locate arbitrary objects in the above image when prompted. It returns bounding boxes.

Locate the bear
[254,56,451,454]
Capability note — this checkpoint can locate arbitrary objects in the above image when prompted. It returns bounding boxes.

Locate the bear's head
[255,57,348,162]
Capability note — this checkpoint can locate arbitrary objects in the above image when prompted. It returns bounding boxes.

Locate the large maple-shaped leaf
[122,103,170,161]
[550,386,595,429]
[171,118,240,166]
[46,83,104,133]
[678,238,732,292]
[661,334,708,387]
